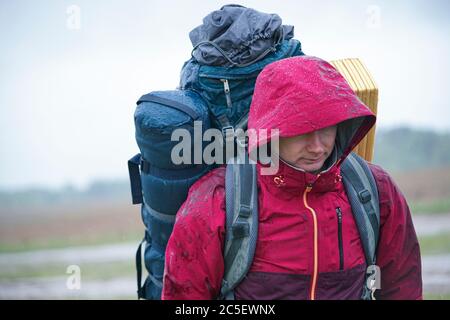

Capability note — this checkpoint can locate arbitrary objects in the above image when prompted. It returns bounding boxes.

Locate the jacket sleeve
[161,169,226,300]
[370,164,423,300]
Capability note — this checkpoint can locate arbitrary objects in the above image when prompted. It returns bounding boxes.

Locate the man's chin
[296,162,324,174]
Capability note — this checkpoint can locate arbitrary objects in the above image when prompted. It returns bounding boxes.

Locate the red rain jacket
[162,56,422,300]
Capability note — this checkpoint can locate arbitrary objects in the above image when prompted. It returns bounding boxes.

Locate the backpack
[128,5,380,301]
[221,152,381,300]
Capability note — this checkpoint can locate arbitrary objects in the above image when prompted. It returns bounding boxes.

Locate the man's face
[278,125,337,173]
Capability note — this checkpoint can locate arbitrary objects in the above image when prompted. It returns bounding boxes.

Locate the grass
[418,232,450,255]
[424,292,450,300]
[0,230,143,254]
[410,198,450,215]
[0,260,136,281]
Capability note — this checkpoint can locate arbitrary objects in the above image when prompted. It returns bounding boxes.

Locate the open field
[391,166,450,211]
[0,201,143,253]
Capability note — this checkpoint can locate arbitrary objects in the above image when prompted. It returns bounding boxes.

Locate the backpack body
[129,90,213,299]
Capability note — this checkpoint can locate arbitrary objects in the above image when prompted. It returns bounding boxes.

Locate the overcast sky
[0,0,449,190]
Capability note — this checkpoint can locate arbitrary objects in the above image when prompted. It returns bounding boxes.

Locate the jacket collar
[257,156,343,196]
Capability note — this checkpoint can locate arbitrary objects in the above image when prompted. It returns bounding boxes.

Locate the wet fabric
[189,4,294,66]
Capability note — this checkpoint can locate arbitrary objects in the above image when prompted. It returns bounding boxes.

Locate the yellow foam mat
[329,58,378,162]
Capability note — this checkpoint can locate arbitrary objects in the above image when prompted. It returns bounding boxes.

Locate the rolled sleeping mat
[135,89,214,222]
[329,58,378,162]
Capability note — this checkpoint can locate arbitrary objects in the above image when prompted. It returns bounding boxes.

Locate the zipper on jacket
[303,183,318,300]
[336,207,344,271]
[220,79,233,108]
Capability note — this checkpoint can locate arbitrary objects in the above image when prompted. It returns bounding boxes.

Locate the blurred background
[0,0,449,299]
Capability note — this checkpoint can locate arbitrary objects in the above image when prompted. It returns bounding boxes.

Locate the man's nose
[305,131,324,153]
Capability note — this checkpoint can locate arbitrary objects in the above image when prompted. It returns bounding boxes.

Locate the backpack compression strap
[341,152,381,300]
[128,153,143,205]
[137,94,200,120]
[220,156,259,300]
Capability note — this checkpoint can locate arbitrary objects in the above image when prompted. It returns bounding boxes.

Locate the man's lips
[302,156,324,163]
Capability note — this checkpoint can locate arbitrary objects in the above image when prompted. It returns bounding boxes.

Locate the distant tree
[374,127,450,172]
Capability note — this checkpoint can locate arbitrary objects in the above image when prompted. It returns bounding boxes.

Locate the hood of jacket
[247,55,376,175]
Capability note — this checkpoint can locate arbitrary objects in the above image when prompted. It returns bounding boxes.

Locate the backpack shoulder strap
[341,152,381,300]
[219,157,259,300]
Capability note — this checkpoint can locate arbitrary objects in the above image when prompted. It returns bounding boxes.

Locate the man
[162,55,423,300]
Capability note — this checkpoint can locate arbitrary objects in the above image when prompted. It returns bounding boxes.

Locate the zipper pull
[306,183,313,192]
[336,207,344,271]
[336,207,342,222]
[220,79,233,109]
